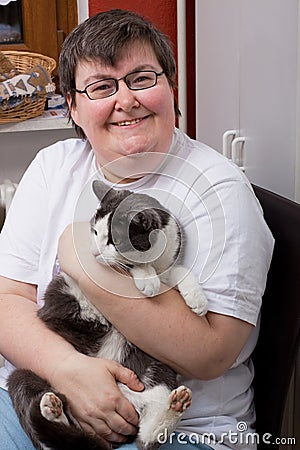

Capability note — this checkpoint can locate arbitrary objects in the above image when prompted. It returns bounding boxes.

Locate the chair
[252,185,300,449]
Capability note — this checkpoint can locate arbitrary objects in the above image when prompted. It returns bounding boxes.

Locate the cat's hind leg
[8,369,108,450]
[120,384,192,450]
[138,385,192,450]
[40,392,70,426]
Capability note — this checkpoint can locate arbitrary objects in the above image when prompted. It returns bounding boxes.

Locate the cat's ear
[130,209,161,231]
[92,180,113,202]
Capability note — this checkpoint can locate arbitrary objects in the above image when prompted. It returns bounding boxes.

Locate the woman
[0,9,274,450]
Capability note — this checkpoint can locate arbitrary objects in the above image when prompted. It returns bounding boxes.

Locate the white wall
[0,128,77,184]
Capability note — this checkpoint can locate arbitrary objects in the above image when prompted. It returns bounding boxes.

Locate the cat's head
[90,180,169,267]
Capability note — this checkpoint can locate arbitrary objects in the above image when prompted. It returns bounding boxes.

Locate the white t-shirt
[0,128,274,449]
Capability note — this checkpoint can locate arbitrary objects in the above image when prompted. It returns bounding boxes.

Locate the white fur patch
[96,328,127,363]
[61,273,107,323]
[119,383,171,418]
[91,214,123,267]
[91,215,109,256]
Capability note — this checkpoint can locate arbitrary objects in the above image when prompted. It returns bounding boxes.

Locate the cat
[7,180,208,450]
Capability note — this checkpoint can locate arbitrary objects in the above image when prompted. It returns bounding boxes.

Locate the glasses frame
[74,70,165,100]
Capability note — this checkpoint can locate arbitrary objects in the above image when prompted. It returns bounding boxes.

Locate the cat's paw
[184,288,208,316]
[40,392,69,426]
[169,385,192,414]
[168,267,208,316]
[134,276,161,297]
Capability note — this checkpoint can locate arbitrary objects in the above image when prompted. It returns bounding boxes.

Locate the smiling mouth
[114,116,148,127]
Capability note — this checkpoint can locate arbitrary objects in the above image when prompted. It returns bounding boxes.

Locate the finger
[78,398,138,441]
[81,410,137,443]
[110,363,144,392]
[80,419,127,444]
[115,395,140,428]
[94,423,128,444]
[106,407,139,436]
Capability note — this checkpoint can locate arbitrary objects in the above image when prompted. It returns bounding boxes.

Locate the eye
[94,83,111,92]
[134,75,148,82]
[92,228,98,236]
[89,79,115,93]
[129,71,155,88]
[132,74,151,86]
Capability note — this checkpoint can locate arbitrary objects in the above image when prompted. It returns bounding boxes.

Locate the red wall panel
[88,0,178,69]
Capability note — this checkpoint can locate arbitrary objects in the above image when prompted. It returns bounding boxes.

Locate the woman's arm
[0,275,144,443]
[59,222,253,380]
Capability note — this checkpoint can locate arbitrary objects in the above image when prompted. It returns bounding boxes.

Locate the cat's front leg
[130,265,161,297]
[161,266,208,316]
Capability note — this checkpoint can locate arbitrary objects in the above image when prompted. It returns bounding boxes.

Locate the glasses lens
[87,79,116,99]
[127,71,156,90]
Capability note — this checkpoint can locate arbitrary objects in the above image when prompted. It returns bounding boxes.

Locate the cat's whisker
[112,261,131,274]
[101,257,130,274]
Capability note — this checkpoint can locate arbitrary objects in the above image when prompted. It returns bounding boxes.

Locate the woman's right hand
[50,352,144,443]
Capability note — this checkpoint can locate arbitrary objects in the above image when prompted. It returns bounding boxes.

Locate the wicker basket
[0,51,56,123]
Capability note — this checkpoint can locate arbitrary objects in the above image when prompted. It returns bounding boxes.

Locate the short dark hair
[59,9,179,138]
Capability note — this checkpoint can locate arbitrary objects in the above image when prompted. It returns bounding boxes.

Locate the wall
[88,0,178,62]
[0,128,77,184]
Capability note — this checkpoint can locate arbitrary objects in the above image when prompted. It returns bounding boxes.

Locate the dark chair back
[252,185,300,449]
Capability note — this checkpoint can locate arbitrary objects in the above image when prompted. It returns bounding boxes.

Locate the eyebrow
[81,64,160,86]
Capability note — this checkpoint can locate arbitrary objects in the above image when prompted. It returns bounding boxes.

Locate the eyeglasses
[74,70,164,100]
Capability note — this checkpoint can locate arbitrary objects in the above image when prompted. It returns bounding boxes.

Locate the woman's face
[68,41,175,182]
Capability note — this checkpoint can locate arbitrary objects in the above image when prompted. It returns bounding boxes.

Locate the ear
[66,91,81,127]
[92,180,112,201]
[66,91,72,110]
[130,209,161,231]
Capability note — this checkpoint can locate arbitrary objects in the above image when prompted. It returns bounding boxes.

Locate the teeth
[117,118,142,126]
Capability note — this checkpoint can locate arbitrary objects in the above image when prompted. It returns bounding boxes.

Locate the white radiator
[0,179,18,230]
[0,179,18,213]
[0,180,17,367]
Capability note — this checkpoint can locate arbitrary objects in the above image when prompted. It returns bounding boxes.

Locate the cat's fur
[7,180,208,450]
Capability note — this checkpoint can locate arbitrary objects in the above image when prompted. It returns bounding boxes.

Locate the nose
[114,79,139,112]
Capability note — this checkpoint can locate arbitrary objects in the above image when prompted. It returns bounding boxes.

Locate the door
[195,0,299,200]
[195,0,240,153]
[239,0,298,199]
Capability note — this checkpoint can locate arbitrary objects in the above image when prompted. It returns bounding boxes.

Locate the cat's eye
[93,228,98,236]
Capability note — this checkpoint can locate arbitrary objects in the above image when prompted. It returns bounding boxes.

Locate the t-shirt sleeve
[180,180,274,326]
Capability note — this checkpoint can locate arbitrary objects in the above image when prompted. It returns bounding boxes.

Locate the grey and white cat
[7,180,208,450]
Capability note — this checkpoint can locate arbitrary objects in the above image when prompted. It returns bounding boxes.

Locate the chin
[119,151,167,179]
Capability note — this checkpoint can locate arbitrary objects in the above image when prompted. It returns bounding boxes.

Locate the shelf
[0,109,73,133]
